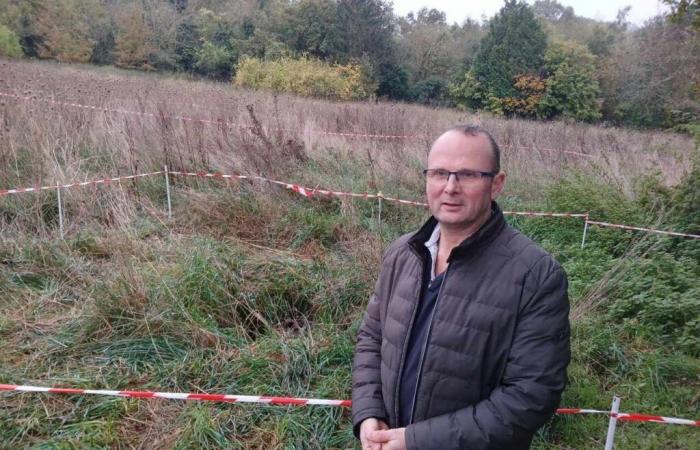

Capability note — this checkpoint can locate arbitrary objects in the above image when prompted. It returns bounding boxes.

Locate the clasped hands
[359,418,406,450]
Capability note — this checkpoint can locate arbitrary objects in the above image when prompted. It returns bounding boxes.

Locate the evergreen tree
[336,0,395,66]
[471,0,547,98]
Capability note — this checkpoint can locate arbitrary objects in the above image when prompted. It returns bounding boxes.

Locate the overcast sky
[392,0,669,25]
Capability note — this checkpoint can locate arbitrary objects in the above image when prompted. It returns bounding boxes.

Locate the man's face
[426,131,506,231]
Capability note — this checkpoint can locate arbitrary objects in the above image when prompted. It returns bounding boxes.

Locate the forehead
[427,131,494,170]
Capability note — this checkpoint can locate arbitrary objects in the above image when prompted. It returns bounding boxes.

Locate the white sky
[392,0,669,26]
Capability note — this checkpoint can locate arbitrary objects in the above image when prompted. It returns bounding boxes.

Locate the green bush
[538,41,601,122]
[233,55,374,100]
[608,254,700,355]
[194,41,235,80]
[0,25,22,58]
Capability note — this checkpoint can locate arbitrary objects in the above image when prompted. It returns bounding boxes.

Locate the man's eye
[434,170,450,177]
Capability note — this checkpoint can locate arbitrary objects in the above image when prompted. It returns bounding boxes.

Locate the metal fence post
[377,192,383,232]
[581,214,590,248]
[57,185,64,238]
[164,165,172,219]
[604,396,621,450]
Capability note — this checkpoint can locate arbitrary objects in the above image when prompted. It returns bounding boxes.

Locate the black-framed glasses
[423,168,495,184]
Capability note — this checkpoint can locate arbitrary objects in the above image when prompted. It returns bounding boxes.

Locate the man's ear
[491,172,506,199]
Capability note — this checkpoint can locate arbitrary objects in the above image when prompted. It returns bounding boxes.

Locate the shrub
[0,25,23,58]
[411,76,448,105]
[538,42,601,122]
[233,55,374,101]
[194,41,234,80]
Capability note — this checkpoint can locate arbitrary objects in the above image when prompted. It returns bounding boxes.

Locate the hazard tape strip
[503,211,588,218]
[1,384,698,426]
[168,171,589,213]
[4,169,696,240]
[0,171,163,197]
[586,220,700,239]
[0,384,349,407]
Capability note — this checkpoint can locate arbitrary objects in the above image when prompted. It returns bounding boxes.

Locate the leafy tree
[33,0,101,63]
[411,76,448,105]
[532,0,574,21]
[0,24,22,57]
[336,0,396,66]
[471,0,547,99]
[194,41,234,80]
[663,0,700,29]
[114,5,152,69]
[281,0,342,59]
[377,63,410,100]
[174,19,200,72]
[448,71,486,110]
[538,41,601,122]
[601,15,699,127]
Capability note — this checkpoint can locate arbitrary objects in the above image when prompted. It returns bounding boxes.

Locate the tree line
[0,0,697,129]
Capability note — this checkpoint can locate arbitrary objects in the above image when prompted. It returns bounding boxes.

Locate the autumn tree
[33,0,102,63]
[115,5,153,69]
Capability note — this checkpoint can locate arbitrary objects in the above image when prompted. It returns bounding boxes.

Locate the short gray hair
[448,125,501,173]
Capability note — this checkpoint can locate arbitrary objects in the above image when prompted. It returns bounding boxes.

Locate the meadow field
[0,58,699,449]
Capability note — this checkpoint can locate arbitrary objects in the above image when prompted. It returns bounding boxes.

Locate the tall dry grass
[1,58,694,218]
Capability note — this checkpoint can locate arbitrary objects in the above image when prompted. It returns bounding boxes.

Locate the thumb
[368,429,393,442]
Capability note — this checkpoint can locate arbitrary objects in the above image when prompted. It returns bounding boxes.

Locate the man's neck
[438,210,492,256]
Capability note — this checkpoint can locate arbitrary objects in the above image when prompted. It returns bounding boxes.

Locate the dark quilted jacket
[352,203,571,450]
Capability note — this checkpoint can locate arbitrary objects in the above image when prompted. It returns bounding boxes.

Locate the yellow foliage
[503,74,546,117]
[234,56,373,101]
[115,6,153,70]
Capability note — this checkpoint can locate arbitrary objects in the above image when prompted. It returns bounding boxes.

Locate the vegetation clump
[234,55,373,101]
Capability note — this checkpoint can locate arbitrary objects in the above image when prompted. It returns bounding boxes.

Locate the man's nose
[443,173,460,192]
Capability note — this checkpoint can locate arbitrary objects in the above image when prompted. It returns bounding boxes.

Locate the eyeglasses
[423,168,495,184]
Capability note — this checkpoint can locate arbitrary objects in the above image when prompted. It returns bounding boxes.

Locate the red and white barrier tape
[168,171,592,212]
[586,220,700,240]
[317,130,425,140]
[3,169,697,240]
[503,211,588,218]
[1,384,698,426]
[1,91,597,157]
[0,384,350,407]
[556,408,699,426]
[0,171,163,197]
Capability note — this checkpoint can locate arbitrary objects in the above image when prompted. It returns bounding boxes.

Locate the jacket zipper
[393,246,429,425]
[408,264,450,424]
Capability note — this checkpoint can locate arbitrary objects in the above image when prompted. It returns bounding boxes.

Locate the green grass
[2,157,699,449]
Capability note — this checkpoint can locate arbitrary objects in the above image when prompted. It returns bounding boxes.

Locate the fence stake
[604,396,621,450]
[164,165,172,219]
[57,185,64,238]
[581,215,590,248]
[377,192,383,232]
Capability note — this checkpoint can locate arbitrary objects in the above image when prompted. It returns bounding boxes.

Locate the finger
[361,440,376,450]
[369,429,393,442]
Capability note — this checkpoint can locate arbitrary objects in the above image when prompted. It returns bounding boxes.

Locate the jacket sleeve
[406,261,571,450]
[351,252,393,438]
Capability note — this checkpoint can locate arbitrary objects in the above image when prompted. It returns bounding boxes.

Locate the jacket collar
[408,201,506,262]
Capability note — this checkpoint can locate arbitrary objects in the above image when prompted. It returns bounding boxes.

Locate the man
[352,125,570,450]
